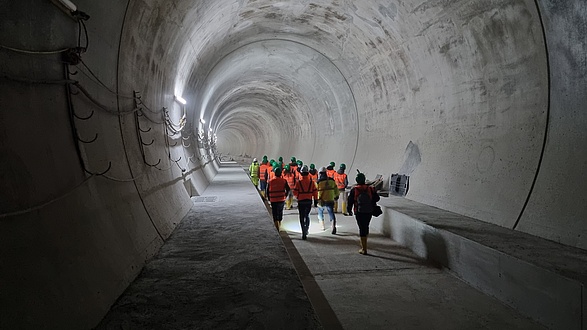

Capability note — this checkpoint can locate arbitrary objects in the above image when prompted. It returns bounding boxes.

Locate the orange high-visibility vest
[294,176,318,201]
[309,171,318,184]
[267,177,288,202]
[333,172,347,190]
[283,171,296,191]
[326,169,336,179]
[259,163,270,181]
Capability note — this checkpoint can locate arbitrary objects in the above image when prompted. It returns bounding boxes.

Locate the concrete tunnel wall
[0,0,585,328]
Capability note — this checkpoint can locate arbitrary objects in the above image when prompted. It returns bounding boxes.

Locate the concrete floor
[97,163,544,329]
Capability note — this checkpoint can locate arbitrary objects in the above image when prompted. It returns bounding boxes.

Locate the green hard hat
[356,170,366,184]
[296,160,302,165]
[263,155,268,160]
[284,164,290,171]
[274,167,283,176]
[278,156,283,162]
[291,156,296,162]
[330,162,335,167]
[340,163,346,169]
[310,164,315,170]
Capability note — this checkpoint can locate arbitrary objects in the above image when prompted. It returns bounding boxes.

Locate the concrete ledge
[372,196,587,330]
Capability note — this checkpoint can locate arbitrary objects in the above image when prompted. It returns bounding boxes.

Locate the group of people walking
[248,155,380,255]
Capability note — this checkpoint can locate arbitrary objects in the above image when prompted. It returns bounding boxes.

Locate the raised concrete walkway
[97,163,544,329]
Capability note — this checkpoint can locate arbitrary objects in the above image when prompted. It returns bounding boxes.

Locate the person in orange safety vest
[266,167,290,231]
[258,158,270,199]
[326,162,336,179]
[308,164,319,184]
[267,160,277,181]
[283,164,297,210]
[293,165,318,240]
[333,163,349,215]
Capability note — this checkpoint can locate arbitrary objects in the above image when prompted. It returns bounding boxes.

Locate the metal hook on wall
[73,109,94,120]
[145,158,161,167]
[83,161,112,176]
[138,123,151,132]
[78,133,98,144]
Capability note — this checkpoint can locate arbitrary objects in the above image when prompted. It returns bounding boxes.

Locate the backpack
[356,187,373,214]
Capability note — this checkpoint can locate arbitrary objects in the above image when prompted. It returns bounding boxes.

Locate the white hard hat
[319,166,327,173]
[253,158,257,162]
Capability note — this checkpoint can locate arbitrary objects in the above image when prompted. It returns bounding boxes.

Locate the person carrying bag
[346,170,381,255]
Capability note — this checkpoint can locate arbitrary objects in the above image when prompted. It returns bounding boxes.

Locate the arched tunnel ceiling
[195,39,357,163]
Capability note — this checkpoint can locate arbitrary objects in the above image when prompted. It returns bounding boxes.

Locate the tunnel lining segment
[192,37,360,170]
[512,0,551,231]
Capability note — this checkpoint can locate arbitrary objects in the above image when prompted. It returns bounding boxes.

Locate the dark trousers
[297,200,312,234]
[271,201,285,221]
[355,212,373,237]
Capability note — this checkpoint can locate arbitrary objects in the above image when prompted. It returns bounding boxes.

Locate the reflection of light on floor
[281,218,330,234]
[280,213,333,235]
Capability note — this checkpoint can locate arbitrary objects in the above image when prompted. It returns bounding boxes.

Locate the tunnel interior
[1,0,586,328]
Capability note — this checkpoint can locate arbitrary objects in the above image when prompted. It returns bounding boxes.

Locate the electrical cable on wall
[0,44,70,55]
[0,175,96,219]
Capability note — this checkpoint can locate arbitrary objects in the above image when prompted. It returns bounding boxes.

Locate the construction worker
[259,158,270,198]
[295,160,304,179]
[283,165,297,209]
[326,162,336,179]
[308,164,318,184]
[268,160,276,181]
[317,166,339,234]
[249,158,260,188]
[347,170,380,255]
[293,165,318,240]
[289,157,298,173]
[333,163,349,214]
[267,167,290,231]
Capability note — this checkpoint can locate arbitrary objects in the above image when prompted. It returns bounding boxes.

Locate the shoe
[358,248,367,255]
[343,213,349,216]
[331,227,336,235]
[302,233,307,240]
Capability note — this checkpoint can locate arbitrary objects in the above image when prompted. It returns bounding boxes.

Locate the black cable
[0,74,76,85]
[77,21,82,50]
[0,44,69,54]
[73,82,139,115]
[80,20,89,51]
[78,59,135,98]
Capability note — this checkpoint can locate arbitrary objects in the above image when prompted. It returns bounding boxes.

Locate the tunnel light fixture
[200,118,206,124]
[50,0,89,21]
[174,95,187,105]
[57,0,77,11]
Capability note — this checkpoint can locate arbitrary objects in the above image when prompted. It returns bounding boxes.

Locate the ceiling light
[175,95,187,105]
[57,0,77,12]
